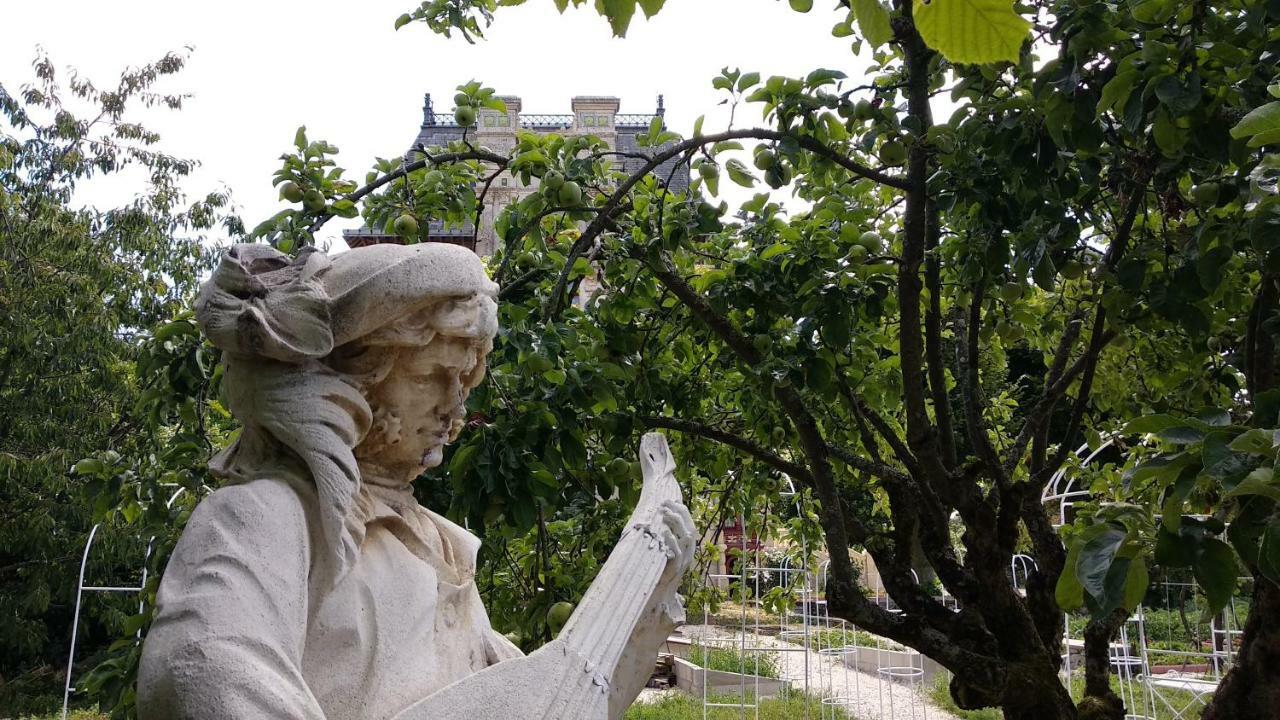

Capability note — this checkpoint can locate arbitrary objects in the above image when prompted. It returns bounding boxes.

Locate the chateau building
[344,94,690,256]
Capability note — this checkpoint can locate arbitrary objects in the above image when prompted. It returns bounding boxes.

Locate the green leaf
[852,0,894,48]
[1129,0,1175,23]
[449,443,479,478]
[294,126,308,150]
[1153,109,1187,154]
[1193,539,1238,614]
[1056,540,1085,611]
[1225,467,1280,503]
[1098,70,1141,117]
[531,468,559,488]
[1156,527,1197,567]
[1160,465,1198,532]
[805,68,848,87]
[1229,428,1276,455]
[913,0,1031,65]
[1157,424,1205,445]
[725,159,756,188]
[760,242,790,261]
[1077,523,1126,602]
[1123,556,1149,611]
[600,0,638,36]
[394,13,413,29]
[737,72,761,91]
[636,0,665,17]
[1153,73,1201,117]
[1231,102,1280,148]
[72,458,105,476]
[646,116,662,145]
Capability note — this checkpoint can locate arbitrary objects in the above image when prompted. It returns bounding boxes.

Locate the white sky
[5,0,869,250]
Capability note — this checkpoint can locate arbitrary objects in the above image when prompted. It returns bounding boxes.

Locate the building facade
[344,94,690,256]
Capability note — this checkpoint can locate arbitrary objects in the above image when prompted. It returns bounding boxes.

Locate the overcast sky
[6,0,869,250]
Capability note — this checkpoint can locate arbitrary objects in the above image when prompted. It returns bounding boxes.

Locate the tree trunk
[1078,610,1128,720]
[954,662,1078,720]
[1202,577,1280,719]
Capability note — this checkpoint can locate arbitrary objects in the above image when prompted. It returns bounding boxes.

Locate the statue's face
[359,335,486,473]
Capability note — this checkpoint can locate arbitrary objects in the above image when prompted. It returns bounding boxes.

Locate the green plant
[0,49,235,716]
[623,689,847,720]
[688,644,781,679]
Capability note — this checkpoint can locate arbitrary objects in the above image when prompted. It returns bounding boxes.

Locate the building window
[599,114,611,126]
[499,115,510,126]
[501,178,508,186]
[484,114,496,127]
[582,115,596,127]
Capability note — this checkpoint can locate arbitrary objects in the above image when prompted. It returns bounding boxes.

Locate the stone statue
[137,243,696,720]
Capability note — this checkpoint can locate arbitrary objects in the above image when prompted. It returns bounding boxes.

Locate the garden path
[679,624,962,720]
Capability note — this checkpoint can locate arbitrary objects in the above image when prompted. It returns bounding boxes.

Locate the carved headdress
[195,242,499,575]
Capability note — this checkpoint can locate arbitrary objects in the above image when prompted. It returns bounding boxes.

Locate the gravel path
[679,624,962,720]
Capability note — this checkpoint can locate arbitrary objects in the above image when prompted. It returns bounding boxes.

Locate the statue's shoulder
[187,477,318,544]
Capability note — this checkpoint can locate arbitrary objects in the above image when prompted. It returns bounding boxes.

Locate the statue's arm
[138,479,326,720]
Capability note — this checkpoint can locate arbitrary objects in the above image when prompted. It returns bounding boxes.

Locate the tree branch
[636,415,812,482]
[543,128,911,318]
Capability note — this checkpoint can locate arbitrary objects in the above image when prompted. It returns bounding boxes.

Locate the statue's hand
[656,500,697,587]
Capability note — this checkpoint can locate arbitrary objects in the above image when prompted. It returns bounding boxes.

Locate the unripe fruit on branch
[393,213,419,237]
[302,189,326,212]
[279,181,304,203]
[557,181,583,206]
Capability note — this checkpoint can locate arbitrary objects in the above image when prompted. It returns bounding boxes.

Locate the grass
[926,670,1213,720]
[926,675,1004,720]
[779,626,909,654]
[688,644,781,679]
[625,689,853,719]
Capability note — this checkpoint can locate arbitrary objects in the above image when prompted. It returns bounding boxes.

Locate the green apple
[1190,182,1220,207]
[302,189,326,212]
[557,180,583,206]
[547,601,574,634]
[393,213,418,237]
[880,140,907,166]
[857,231,883,254]
[279,181,304,203]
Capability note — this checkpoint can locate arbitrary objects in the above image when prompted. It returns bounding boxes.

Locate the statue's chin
[420,446,445,469]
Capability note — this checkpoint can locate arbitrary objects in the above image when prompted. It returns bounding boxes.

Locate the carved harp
[393,433,685,720]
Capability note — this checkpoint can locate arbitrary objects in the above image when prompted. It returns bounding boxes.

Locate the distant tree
[0,51,235,714]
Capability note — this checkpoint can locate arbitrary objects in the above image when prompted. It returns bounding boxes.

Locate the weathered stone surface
[137,243,694,719]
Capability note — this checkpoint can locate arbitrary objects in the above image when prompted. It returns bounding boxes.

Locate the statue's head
[195,242,498,573]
